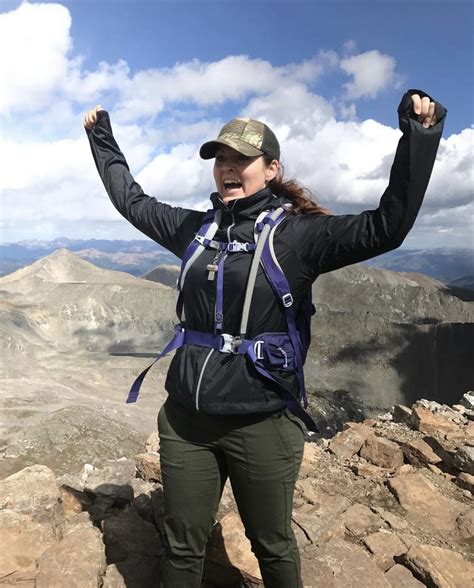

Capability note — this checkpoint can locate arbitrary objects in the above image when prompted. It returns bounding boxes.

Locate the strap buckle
[282,293,293,307]
[254,340,264,360]
[220,334,242,354]
[227,241,250,253]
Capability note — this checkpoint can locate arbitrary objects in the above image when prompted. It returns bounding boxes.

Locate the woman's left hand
[411,94,437,128]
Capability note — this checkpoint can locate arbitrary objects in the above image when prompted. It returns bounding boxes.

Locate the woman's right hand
[83,105,103,129]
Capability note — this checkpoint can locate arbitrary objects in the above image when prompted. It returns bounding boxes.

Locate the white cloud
[113,52,337,123]
[0,1,72,115]
[425,128,474,209]
[340,50,399,99]
[136,144,213,203]
[244,84,335,139]
[0,2,471,250]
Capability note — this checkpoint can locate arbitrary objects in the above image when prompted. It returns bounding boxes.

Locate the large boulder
[36,521,106,587]
[206,512,261,582]
[401,544,474,588]
[0,465,62,521]
[0,510,57,584]
[328,423,374,460]
[301,539,392,587]
[359,435,404,470]
[388,472,466,533]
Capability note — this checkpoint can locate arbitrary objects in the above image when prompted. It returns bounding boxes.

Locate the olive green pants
[157,398,305,587]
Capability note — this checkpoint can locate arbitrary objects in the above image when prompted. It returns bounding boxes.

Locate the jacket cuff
[85,109,110,136]
[398,89,447,134]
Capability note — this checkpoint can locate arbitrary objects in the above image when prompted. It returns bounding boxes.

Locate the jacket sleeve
[292,89,447,276]
[86,110,204,259]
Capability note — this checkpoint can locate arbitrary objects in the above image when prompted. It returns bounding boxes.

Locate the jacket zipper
[195,350,214,411]
[195,213,235,412]
[227,213,235,242]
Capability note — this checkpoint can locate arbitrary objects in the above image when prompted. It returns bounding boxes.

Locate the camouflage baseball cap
[200,117,280,160]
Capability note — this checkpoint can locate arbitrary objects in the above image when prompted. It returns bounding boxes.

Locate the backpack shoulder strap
[239,206,287,337]
[178,208,222,291]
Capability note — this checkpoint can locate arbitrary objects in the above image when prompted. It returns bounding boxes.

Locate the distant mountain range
[1,248,472,413]
[0,238,178,278]
[1,238,473,290]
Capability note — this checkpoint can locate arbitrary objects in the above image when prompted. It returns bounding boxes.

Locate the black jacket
[87,90,446,415]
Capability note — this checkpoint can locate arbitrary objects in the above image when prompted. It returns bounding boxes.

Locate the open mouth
[223,180,243,191]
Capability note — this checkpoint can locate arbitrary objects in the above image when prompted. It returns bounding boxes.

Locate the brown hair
[264,156,331,216]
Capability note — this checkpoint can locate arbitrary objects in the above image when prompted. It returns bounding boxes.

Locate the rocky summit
[1,395,473,587]
[1,250,473,585]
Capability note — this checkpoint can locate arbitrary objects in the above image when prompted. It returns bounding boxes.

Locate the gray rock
[452,404,467,414]
[84,459,136,506]
[1,407,147,479]
[392,405,413,425]
[460,391,474,411]
[453,445,474,475]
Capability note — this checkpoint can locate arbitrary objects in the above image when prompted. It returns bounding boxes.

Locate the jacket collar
[210,187,287,220]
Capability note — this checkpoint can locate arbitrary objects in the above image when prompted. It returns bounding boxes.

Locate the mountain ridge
[1,239,472,287]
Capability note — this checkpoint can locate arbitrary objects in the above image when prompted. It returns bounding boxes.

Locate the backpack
[126,204,318,432]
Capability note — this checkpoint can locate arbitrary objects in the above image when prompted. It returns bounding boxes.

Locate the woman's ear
[266,159,279,182]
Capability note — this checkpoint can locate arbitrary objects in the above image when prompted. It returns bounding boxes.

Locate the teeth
[224,180,242,189]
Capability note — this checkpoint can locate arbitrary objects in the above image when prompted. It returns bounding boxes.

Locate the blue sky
[0,0,472,248]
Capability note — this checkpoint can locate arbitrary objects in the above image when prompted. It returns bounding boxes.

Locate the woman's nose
[222,161,235,172]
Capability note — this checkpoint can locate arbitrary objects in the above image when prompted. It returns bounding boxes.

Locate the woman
[84,90,445,587]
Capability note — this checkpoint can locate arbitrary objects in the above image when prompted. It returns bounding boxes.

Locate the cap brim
[199,138,264,160]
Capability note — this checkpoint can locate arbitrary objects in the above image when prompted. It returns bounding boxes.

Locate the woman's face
[213,145,278,203]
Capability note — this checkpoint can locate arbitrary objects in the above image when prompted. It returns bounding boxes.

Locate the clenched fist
[410,94,436,128]
[83,105,103,129]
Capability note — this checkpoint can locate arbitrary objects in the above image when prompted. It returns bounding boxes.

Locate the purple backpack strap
[126,325,185,403]
[176,208,221,321]
[128,208,221,404]
[259,214,308,408]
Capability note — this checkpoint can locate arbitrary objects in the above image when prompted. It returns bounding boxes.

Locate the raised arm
[292,89,447,276]
[84,106,204,258]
